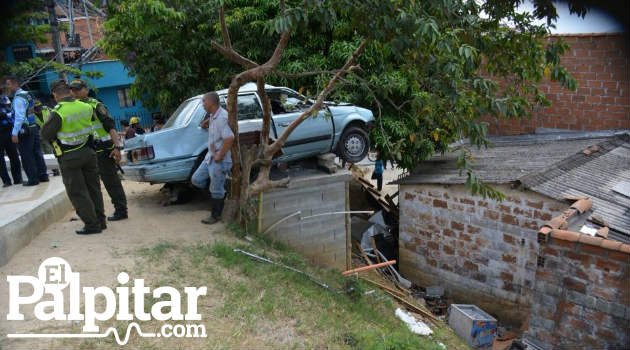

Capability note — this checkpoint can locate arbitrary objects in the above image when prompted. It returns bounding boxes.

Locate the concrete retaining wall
[261,170,351,271]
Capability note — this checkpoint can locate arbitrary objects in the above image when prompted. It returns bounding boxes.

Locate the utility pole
[46,0,66,81]
[82,0,94,46]
[68,0,75,47]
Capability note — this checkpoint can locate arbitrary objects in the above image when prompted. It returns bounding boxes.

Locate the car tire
[339,126,369,163]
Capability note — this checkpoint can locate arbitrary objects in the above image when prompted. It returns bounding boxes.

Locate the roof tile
[577,234,604,246]
[620,244,630,254]
[601,240,623,251]
[551,229,580,242]
[596,226,609,239]
[571,199,593,214]
[539,226,552,235]
[547,216,568,230]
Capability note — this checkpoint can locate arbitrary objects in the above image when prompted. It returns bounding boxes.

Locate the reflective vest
[54,100,95,155]
[85,97,113,152]
[14,90,36,125]
[35,107,51,127]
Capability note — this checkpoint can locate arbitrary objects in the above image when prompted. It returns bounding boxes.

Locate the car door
[269,88,333,161]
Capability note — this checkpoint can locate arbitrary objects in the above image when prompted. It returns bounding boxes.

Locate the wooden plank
[358,177,374,188]
[342,260,396,275]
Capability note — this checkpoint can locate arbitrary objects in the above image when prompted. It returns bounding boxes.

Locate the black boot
[108,211,128,221]
[201,198,224,225]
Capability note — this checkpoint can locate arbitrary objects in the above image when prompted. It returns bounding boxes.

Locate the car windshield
[161,98,199,129]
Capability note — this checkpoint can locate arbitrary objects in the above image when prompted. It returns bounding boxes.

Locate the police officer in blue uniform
[0,95,23,187]
[4,75,48,186]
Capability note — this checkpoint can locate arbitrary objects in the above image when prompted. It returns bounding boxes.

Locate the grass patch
[49,226,468,349]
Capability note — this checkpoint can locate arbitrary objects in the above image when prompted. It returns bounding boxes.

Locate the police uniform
[69,79,128,220]
[0,95,23,186]
[11,88,48,186]
[40,80,105,234]
[34,100,55,155]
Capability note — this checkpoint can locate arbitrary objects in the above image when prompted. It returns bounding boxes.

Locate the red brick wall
[399,184,563,325]
[485,33,630,135]
[37,17,105,50]
[526,236,630,349]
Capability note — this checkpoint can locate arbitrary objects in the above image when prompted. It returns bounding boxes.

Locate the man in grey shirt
[191,91,234,224]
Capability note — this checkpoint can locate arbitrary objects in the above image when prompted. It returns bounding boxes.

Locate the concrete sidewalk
[0,175,70,266]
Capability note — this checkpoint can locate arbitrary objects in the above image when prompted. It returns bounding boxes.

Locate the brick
[505,196,521,204]
[564,251,591,267]
[463,260,478,271]
[557,301,582,316]
[526,200,544,209]
[404,192,415,200]
[579,243,607,256]
[590,286,616,301]
[460,198,475,205]
[564,277,586,293]
[501,213,519,226]
[459,233,472,242]
[542,246,559,256]
[477,200,489,208]
[568,317,590,331]
[433,199,447,208]
[523,220,539,230]
[500,271,513,282]
[427,241,439,250]
[484,210,499,220]
[426,258,437,267]
[502,254,517,263]
[499,204,512,213]
[467,225,481,234]
[451,221,464,231]
[596,328,618,341]
[534,210,553,221]
[608,250,630,263]
[503,233,515,245]
[443,245,455,255]
[443,228,455,237]
[428,191,442,198]
[595,258,622,273]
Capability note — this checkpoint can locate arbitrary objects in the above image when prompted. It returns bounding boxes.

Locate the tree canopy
[102,0,579,202]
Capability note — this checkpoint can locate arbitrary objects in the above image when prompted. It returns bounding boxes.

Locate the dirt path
[0,181,221,349]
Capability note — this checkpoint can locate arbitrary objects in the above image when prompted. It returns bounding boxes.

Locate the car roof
[188,82,281,100]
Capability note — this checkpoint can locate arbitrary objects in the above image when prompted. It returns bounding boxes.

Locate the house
[394,130,629,350]
[43,60,158,130]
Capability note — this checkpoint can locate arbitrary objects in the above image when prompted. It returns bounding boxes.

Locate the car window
[237,94,263,120]
[161,98,199,129]
[267,89,311,114]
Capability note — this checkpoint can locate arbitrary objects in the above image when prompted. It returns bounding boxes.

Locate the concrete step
[0,176,70,266]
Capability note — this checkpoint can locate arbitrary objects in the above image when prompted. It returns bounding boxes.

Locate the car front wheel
[339,126,369,163]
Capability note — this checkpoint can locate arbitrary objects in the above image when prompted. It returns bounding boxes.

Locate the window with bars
[117,88,135,108]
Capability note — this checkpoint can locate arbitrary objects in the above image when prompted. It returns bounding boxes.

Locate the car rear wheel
[339,126,369,163]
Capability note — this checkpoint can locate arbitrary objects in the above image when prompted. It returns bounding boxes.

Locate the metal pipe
[300,210,373,220]
[261,211,301,235]
[233,249,339,293]
[82,0,94,46]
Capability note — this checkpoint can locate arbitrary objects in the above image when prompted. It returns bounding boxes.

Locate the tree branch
[219,6,232,50]
[267,39,369,156]
[210,40,259,69]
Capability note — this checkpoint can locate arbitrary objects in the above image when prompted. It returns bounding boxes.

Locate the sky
[516,1,625,34]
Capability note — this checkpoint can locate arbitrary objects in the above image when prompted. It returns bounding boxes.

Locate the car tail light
[128,146,155,162]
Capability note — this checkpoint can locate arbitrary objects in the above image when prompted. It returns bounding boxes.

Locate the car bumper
[121,157,197,183]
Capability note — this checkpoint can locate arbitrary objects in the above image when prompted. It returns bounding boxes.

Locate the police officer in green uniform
[40,79,105,234]
[34,100,54,155]
[69,79,128,221]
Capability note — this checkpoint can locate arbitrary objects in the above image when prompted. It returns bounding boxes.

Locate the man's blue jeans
[191,157,232,199]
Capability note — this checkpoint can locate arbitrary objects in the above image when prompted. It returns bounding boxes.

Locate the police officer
[0,95,23,187]
[40,79,105,234]
[34,100,53,154]
[69,79,128,221]
[4,75,48,186]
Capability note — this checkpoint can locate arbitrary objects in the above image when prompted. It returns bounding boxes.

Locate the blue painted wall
[44,60,157,130]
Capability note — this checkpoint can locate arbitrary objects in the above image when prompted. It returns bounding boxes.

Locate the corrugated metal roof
[394,131,623,185]
[519,135,630,236]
